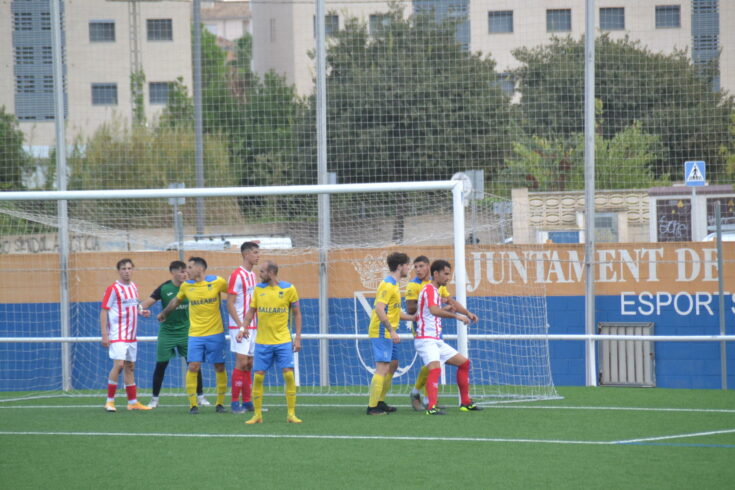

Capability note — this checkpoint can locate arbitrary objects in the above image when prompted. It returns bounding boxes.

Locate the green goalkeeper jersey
[150,280,189,332]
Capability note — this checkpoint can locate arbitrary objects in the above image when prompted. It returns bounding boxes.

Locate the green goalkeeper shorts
[156,329,189,362]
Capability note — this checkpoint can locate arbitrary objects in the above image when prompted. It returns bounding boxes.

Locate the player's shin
[215,370,227,406]
[186,370,198,407]
[368,374,384,408]
[231,368,243,402]
[252,372,264,416]
[379,372,393,402]
[457,360,471,405]
[414,365,429,393]
[283,370,297,416]
[427,368,441,410]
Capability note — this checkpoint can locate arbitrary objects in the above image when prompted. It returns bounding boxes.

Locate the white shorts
[108,342,137,362]
[414,338,458,366]
[230,328,257,356]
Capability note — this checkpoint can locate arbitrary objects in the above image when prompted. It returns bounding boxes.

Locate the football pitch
[1,387,733,489]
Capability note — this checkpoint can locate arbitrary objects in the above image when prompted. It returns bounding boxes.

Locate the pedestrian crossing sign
[684,161,705,186]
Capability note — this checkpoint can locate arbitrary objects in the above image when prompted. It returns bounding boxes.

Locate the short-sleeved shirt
[405,276,450,303]
[227,266,258,330]
[150,280,189,332]
[416,283,442,340]
[101,281,140,343]
[368,276,402,339]
[250,280,299,345]
[176,275,228,337]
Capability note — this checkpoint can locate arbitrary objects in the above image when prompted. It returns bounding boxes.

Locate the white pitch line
[616,428,735,444]
[0,430,611,446]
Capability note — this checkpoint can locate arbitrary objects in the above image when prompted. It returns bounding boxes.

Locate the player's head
[240,241,260,265]
[116,258,134,282]
[430,259,452,286]
[413,255,430,281]
[187,256,207,280]
[169,260,187,283]
[259,260,278,283]
[387,252,410,277]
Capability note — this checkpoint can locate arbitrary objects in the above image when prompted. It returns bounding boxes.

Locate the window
[14,47,34,65]
[16,75,35,94]
[369,14,390,36]
[414,0,470,50]
[656,5,681,28]
[149,82,170,105]
[488,10,513,33]
[314,14,339,37]
[40,11,50,30]
[13,12,33,31]
[147,19,172,41]
[600,7,624,30]
[546,9,571,32]
[89,21,115,42]
[494,73,515,95]
[92,83,118,105]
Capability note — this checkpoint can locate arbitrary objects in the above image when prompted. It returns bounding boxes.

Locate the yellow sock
[215,370,227,406]
[186,370,198,408]
[252,372,264,416]
[379,372,393,402]
[368,373,384,408]
[415,365,428,391]
[283,370,297,416]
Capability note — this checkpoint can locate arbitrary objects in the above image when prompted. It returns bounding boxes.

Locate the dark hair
[116,258,134,270]
[263,260,279,275]
[413,255,430,265]
[240,241,260,253]
[169,260,186,272]
[430,259,451,275]
[188,256,208,270]
[386,252,410,272]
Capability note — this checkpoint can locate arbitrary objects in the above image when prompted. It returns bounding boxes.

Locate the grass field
[1,387,734,489]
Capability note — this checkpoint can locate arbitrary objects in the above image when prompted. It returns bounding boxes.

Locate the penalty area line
[616,428,735,445]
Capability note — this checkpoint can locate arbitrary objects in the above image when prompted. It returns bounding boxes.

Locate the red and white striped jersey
[227,266,258,329]
[101,281,140,343]
[416,283,442,340]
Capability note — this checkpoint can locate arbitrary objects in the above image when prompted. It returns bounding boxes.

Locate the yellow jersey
[250,280,299,345]
[176,275,228,337]
[405,276,450,302]
[368,276,402,339]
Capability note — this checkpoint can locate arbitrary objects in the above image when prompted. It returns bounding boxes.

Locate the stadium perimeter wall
[1,243,733,390]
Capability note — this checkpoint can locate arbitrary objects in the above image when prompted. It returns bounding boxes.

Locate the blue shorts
[187,333,226,364]
[253,342,294,372]
[371,337,399,363]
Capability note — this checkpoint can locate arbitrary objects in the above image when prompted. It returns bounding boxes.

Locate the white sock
[411,387,420,396]
[106,398,114,403]
[151,396,159,402]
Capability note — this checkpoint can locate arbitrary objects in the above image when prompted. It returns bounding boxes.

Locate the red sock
[426,368,441,409]
[125,384,137,403]
[231,369,243,402]
[107,381,117,399]
[457,360,471,405]
[242,370,252,403]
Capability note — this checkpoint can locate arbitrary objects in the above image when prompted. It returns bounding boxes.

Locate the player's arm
[236,306,255,342]
[429,303,469,324]
[399,310,416,321]
[291,302,302,352]
[100,309,109,347]
[226,292,244,330]
[139,297,156,310]
[375,302,399,343]
[446,297,477,323]
[406,299,418,315]
[158,296,180,322]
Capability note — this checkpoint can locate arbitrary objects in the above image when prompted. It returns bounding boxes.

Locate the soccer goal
[0,181,559,404]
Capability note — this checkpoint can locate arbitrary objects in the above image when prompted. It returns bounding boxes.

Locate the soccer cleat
[241,401,254,412]
[377,401,397,413]
[104,402,116,413]
[410,392,424,411]
[197,395,211,407]
[459,402,484,412]
[147,399,158,409]
[245,414,263,424]
[366,406,387,416]
[189,406,199,415]
[215,404,227,413]
[287,414,303,424]
[425,407,446,415]
[127,401,152,411]
[231,401,245,414]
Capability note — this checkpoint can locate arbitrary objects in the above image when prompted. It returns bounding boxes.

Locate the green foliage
[512,35,735,182]
[0,106,30,191]
[200,28,241,135]
[502,122,667,191]
[130,70,146,127]
[159,77,194,129]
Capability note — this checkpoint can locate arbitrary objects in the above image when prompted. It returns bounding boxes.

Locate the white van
[165,236,293,251]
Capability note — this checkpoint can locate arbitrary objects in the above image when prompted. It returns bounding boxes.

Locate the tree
[0,106,29,191]
[512,35,735,182]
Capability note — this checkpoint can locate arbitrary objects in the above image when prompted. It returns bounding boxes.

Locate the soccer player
[158,256,228,414]
[236,260,302,424]
[100,258,152,412]
[406,255,477,411]
[139,260,209,409]
[226,241,260,413]
[366,252,414,415]
[415,259,482,415]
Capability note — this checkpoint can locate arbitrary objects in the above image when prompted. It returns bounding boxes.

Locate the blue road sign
[684,161,706,187]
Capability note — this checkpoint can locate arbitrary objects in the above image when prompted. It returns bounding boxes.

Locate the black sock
[196,369,203,396]
[152,361,169,397]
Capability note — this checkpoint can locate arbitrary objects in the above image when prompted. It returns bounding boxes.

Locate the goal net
[0,183,558,404]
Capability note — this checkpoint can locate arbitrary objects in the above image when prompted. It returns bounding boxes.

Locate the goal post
[0,180,561,403]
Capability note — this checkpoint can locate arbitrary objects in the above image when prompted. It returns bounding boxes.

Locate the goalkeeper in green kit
[140,260,209,408]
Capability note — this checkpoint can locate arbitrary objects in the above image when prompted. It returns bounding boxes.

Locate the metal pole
[453,184,468,357]
[691,186,696,240]
[583,0,597,387]
[192,0,205,236]
[715,203,728,390]
[50,0,71,392]
[315,0,330,386]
